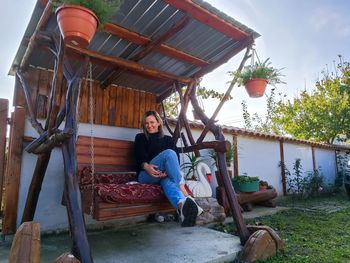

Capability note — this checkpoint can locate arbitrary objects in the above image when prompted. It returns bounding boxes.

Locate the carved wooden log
[9,222,40,263]
[236,188,277,205]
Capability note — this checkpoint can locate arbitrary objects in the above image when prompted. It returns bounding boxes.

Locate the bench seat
[76,136,174,221]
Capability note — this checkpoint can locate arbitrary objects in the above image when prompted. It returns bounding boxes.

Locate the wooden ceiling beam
[101,15,191,88]
[103,23,209,66]
[157,36,254,102]
[163,0,248,40]
[66,44,194,85]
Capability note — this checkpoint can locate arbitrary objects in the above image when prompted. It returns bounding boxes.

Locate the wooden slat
[127,89,135,128]
[139,91,146,127]
[79,79,89,123]
[121,88,128,127]
[101,87,110,125]
[108,86,117,126]
[2,107,26,234]
[145,92,152,113]
[95,202,174,221]
[115,86,122,126]
[133,90,140,128]
[94,83,103,124]
[0,99,9,212]
[37,70,51,119]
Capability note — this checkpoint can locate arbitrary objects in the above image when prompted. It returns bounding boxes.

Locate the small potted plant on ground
[55,0,122,47]
[232,174,259,192]
[259,180,269,191]
[236,58,284,98]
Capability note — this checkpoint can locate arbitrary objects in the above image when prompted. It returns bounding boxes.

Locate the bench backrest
[76,136,137,172]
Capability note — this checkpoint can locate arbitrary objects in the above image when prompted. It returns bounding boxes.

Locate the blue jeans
[138,149,185,208]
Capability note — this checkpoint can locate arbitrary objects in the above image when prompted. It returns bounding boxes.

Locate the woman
[134,110,202,227]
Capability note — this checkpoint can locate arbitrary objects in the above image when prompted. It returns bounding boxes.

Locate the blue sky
[1,0,350,127]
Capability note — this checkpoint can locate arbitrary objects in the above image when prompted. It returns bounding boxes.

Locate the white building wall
[283,143,314,189]
[314,148,336,185]
[237,137,282,194]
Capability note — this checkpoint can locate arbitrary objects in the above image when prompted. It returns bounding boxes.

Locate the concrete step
[1,222,241,263]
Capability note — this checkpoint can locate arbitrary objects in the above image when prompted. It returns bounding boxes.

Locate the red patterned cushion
[78,166,136,185]
[95,183,166,204]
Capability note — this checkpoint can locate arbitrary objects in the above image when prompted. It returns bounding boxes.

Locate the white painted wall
[314,148,336,185]
[237,137,282,194]
[283,143,314,193]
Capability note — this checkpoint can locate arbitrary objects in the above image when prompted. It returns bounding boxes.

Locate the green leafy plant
[305,168,325,197]
[236,58,285,86]
[54,0,122,24]
[181,153,201,180]
[232,175,259,185]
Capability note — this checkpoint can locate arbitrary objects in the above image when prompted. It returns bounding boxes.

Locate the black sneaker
[178,197,198,227]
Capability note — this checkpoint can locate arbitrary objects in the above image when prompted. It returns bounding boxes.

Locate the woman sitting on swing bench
[134,110,203,227]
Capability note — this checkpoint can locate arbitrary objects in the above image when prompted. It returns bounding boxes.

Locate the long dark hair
[141,110,164,138]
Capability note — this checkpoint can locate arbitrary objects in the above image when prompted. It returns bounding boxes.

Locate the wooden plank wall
[0,99,9,211]
[14,68,161,129]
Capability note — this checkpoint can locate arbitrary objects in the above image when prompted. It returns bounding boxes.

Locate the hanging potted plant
[54,0,122,47]
[237,58,284,98]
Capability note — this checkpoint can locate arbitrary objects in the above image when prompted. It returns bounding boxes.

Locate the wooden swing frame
[8,1,262,262]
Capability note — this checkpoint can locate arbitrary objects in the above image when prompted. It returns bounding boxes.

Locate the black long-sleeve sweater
[134,132,178,174]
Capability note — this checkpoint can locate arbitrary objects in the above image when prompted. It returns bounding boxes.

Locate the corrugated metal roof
[10,0,260,98]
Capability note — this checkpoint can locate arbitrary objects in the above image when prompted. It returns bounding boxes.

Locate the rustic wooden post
[61,62,93,263]
[233,134,238,177]
[189,47,252,244]
[2,107,25,234]
[311,146,316,171]
[279,140,287,196]
[0,99,9,210]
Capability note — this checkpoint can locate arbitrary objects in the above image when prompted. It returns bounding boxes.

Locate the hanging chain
[75,78,84,138]
[87,62,95,216]
[250,48,261,66]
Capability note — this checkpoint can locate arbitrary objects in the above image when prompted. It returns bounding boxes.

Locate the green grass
[214,192,350,263]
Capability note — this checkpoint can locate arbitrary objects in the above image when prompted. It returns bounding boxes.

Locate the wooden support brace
[32,128,74,154]
[180,140,231,153]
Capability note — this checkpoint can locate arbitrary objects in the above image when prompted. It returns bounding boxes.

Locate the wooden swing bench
[76,135,174,221]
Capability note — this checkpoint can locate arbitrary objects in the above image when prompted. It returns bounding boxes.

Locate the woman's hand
[144,163,167,178]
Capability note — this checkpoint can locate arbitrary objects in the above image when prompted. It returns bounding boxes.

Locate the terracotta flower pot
[244,78,268,98]
[56,4,99,48]
[259,185,268,191]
